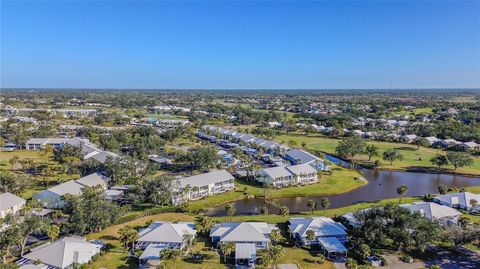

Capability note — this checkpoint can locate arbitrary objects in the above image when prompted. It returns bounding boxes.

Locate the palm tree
[182,233,195,255]
[268,245,283,268]
[397,184,408,203]
[307,199,317,215]
[219,242,235,263]
[159,248,181,269]
[305,229,316,247]
[225,204,236,220]
[345,258,359,269]
[320,198,330,216]
[269,229,282,245]
[194,216,214,236]
[279,206,289,218]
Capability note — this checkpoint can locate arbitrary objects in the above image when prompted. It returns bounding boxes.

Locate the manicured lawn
[86,195,426,269]
[274,133,480,175]
[186,168,366,212]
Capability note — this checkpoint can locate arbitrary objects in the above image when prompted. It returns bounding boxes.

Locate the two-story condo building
[255,164,318,188]
[171,170,235,205]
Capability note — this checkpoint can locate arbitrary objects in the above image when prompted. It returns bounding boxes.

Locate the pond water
[206,154,480,216]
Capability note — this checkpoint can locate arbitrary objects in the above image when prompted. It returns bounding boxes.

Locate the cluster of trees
[335,136,404,167]
[126,175,175,207]
[0,172,31,195]
[174,147,220,172]
[350,203,480,261]
[430,152,474,170]
[0,203,60,263]
[63,186,128,234]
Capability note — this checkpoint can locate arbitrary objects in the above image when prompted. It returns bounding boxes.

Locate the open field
[274,133,480,176]
[0,150,80,199]
[186,168,366,212]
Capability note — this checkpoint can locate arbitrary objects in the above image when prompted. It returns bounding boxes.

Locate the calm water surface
[207,155,480,216]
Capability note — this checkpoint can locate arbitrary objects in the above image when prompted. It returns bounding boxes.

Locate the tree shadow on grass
[99,235,118,241]
[393,147,417,151]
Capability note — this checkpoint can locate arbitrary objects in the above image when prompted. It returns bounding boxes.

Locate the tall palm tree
[182,233,195,255]
[305,229,316,247]
[269,229,282,245]
[194,216,214,236]
[397,185,408,203]
[279,206,289,218]
[219,242,235,263]
[307,199,317,215]
[320,198,330,216]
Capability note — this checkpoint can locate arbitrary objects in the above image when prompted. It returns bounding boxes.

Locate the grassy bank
[186,167,366,212]
[274,133,480,176]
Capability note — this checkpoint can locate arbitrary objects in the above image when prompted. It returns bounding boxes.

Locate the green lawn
[186,168,366,212]
[274,133,480,176]
[0,150,80,199]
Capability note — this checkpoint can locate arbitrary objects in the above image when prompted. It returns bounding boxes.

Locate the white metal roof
[235,243,257,259]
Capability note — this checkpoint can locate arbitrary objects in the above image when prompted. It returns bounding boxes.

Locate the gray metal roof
[138,221,196,243]
[75,172,108,188]
[177,170,234,188]
[285,164,317,175]
[23,237,100,269]
[0,192,26,212]
[400,202,461,220]
[286,149,321,164]
[259,166,292,179]
[235,243,256,259]
[47,180,84,196]
[289,217,347,238]
[210,222,275,243]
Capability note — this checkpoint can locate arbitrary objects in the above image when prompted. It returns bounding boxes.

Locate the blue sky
[1,1,479,89]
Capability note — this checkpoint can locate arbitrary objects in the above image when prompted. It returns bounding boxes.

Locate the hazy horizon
[2,1,479,89]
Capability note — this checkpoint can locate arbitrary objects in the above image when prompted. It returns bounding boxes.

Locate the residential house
[288,217,348,245]
[137,221,196,265]
[284,148,330,171]
[32,172,109,208]
[289,217,348,257]
[455,141,479,151]
[20,237,101,269]
[0,192,26,218]
[424,136,440,145]
[171,170,235,205]
[399,134,417,144]
[400,202,462,225]
[210,222,277,250]
[25,138,68,150]
[433,192,480,212]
